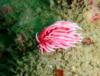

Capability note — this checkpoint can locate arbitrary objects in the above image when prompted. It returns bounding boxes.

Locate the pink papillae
[36,21,82,53]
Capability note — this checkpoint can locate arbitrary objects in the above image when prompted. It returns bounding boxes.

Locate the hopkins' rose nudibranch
[36,21,82,53]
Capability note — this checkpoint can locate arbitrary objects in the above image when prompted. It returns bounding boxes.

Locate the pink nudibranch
[36,21,82,53]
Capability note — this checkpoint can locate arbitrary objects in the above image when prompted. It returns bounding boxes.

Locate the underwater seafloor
[0,0,100,76]
[38,24,100,76]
